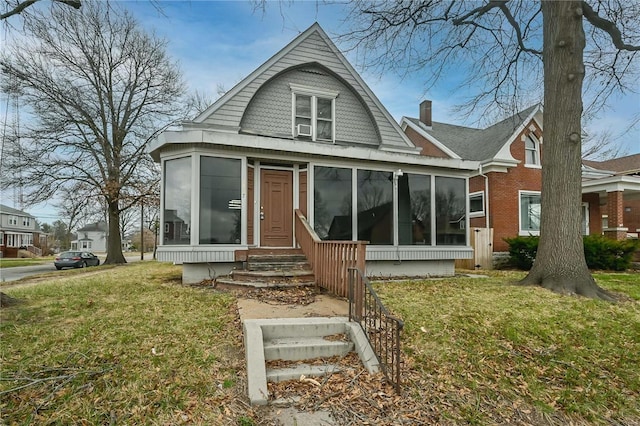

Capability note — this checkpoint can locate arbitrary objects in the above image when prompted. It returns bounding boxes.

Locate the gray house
[0,203,40,257]
[148,23,479,284]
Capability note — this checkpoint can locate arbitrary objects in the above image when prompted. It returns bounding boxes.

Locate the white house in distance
[148,23,479,284]
[71,221,107,252]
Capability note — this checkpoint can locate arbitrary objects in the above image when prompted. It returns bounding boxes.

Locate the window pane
[317,98,332,119]
[199,157,242,244]
[316,120,332,140]
[520,193,541,232]
[525,137,536,149]
[164,157,192,245]
[357,170,393,245]
[314,166,352,240]
[398,174,431,245]
[525,150,536,164]
[470,194,484,213]
[296,95,311,118]
[435,177,466,245]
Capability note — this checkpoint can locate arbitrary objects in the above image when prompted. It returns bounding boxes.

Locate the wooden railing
[349,267,404,393]
[294,210,367,298]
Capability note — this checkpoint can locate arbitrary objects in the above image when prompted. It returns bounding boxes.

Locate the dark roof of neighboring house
[583,153,640,175]
[77,221,107,232]
[0,203,35,218]
[405,104,540,161]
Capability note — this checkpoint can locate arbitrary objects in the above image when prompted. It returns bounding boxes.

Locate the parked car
[54,251,100,270]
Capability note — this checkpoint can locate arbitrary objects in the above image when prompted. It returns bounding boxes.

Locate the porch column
[603,190,627,240]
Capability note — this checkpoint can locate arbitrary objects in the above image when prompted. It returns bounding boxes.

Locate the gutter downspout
[478,163,490,232]
[478,163,491,269]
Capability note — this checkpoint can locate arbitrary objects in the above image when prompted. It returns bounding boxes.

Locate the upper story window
[524,134,541,167]
[291,83,338,143]
[8,216,18,226]
[22,217,31,227]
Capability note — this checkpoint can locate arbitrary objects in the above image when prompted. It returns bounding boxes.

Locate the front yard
[1,264,638,424]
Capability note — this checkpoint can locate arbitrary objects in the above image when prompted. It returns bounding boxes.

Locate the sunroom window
[163,157,192,245]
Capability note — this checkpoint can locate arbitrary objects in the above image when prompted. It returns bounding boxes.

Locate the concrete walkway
[237,293,348,321]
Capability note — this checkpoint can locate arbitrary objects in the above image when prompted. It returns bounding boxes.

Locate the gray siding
[241,66,380,146]
[200,31,411,150]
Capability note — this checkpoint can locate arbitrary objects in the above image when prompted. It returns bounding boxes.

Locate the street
[0,255,147,283]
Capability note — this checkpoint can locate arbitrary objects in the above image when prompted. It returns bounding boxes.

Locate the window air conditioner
[295,123,312,137]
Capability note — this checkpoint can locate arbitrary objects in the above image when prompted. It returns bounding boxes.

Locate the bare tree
[339,1,639,299]
[0,0,185,264]
[1,0,80,20]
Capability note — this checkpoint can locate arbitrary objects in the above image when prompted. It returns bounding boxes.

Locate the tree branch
[582,1,640,51]
[0,0,80,20]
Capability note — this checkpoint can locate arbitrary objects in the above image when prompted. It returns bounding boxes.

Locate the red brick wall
[488,120,543,251]
[624,199,640,234]
[582,193,602,235]
[404,126,451,158]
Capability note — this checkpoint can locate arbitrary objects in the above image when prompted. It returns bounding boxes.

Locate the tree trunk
[104,200,126,264]
[520,1,613,301]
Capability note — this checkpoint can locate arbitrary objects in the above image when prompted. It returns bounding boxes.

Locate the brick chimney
[419,100,432,127]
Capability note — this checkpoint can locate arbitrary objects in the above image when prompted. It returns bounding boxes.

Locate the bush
[504,236,539,270]
[505,235,639,271]
[583,235,639,271]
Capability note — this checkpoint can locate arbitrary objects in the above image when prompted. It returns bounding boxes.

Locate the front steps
[243,317,380,406]
[218,248,315,289]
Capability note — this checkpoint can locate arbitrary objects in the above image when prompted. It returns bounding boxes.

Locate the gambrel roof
[402,104,542,162]
[187,23,417,153]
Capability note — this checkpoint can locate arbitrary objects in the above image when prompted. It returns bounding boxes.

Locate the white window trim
[523,134,541,169]
[581,202,589,236]
[518,190,541,236]
[290,83,339,143]
[469,191,485,218]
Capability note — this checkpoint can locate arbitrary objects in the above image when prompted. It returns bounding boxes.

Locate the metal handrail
[348,267,404,393]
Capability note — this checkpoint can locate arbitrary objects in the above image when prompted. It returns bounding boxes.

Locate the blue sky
[1,0,639,223]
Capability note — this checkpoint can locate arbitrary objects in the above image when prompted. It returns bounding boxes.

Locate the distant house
[402,102,640,267]
[0,204,40,257]
[71,221,107,252]
[582,154,640,239]
[148,23,479,283]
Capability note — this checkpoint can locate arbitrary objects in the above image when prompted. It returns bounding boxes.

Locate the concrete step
[248,261,311,271]
[263,337,354,361]
[216,278,314,290]
[266,363,342,383]
[248,254,308,263]
[259,317,349,339]
[231,269,314,283]
[243,317,380,406]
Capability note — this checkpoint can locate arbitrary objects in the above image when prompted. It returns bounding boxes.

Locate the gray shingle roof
[407,104,540,161]
[0,203,35,218]
[76,222,107,232]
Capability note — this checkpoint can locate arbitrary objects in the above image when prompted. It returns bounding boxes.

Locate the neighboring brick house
[148,24,479,284]
[402,102,544,256]
[0,204,40,257]
[71,221,108,252]
[401,102,640,265]
[582,154,640,239]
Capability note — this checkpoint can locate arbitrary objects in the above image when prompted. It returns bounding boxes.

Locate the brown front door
[260,169,293,247]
